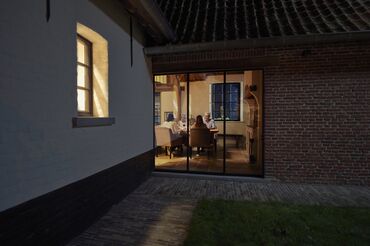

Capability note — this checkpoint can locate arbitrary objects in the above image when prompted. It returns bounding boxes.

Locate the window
[154,92,161,125]
[77,35,93,116]
[211,83,241,121]
[73,23,114,127]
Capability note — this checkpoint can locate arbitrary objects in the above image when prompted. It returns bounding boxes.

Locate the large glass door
[154,74,187,171]
[154,70,263,177]
[224,71,263,175]
[188,72,224,173]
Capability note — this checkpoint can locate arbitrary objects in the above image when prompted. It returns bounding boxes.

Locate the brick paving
[68,173,370,246]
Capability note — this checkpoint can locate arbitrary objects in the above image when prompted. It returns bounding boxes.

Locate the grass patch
[184,200,370,246]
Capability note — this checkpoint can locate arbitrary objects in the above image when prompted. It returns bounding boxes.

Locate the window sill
[72,117,115,128]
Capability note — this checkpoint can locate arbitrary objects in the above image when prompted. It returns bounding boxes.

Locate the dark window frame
[154,92,161,125]
[77,34,93,116]
[211,82,241,121]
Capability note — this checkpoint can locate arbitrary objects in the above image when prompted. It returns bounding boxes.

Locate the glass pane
[154,74,187,171]
[77,65,90,88]
[77,38,89,65]
[225,71,263,176]
[211,83,224,120]
[77,89,90,113]
[154,92,161,125]
[189,72,223,174]
[225,83,240,120]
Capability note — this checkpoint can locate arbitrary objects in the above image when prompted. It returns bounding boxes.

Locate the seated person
[203,112,217,129]
[191,115,208,155]
[161,113,181,134]
[161,113,184,154]
[177,113,187,131]
[191,115,207,129]
[189,115,196,126]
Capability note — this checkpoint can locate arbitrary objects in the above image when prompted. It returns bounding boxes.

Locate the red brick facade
[265,42,370,185]
[151,41,370,185]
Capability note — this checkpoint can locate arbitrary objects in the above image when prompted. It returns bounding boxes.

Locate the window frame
[77,34,93,116]
[211,82,241,121]
[154,92,161,125]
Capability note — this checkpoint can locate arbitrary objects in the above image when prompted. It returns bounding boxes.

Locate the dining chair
[155,127,183,159]
[189,128,214,158]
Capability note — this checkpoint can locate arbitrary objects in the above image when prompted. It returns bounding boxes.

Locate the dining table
[210,128,219,151]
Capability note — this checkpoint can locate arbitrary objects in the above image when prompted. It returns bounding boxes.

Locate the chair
[155,127,183,159]
[189,128,214,158]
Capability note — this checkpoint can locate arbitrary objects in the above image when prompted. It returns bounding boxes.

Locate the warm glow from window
[77,23,108,117]
[77,89,89,112]
[77,40,88,64]
[77,65,88,88]
[77,35,92,115]
[155,75,167,84]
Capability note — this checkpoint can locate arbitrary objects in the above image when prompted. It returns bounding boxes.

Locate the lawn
[184,200,370,246]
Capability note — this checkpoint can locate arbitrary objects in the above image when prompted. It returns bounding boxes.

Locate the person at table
[203,113,218,149]
[203,112,217,129]
[177,113,187,131]
[162,113,181,134]
[191,115,208,155]
[191,115,208,129]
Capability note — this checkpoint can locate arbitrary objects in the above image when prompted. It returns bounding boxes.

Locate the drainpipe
[144,31,370,56]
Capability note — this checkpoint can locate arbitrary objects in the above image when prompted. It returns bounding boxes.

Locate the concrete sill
[72,117,115,128]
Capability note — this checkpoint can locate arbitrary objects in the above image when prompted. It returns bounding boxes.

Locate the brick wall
[151,41,370,185]
[264,42,370,185]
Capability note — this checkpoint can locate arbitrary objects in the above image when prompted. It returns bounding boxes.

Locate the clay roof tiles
[155,0,370,44]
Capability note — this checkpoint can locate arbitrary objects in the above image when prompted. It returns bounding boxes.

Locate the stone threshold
[152,171,277,183]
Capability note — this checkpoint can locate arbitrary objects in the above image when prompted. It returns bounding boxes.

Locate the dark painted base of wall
[0,150,154,246]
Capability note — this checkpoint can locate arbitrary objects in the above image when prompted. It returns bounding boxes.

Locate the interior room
[154,70,263,176]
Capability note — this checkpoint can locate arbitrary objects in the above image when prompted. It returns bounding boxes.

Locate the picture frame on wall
[164,111,173,121]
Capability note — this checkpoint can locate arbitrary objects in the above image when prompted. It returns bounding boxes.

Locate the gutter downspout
[144,31,370,56]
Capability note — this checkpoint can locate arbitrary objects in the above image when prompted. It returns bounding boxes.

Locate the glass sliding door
[154,74,187,171]
[188,72,224,173]
[153,70,263,177]
[225,71,263,176]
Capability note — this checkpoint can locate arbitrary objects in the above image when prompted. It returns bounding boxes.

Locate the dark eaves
[120,0,176,44]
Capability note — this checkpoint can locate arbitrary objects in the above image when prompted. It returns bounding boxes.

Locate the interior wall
[156,71,263,168]
[180,82,187,117]
[189,73,247,135]
[0,0,153,211]
[158,72,261,137]
[160,91,177,122]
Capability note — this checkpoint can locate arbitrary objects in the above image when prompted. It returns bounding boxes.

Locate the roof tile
[155,0,370,44]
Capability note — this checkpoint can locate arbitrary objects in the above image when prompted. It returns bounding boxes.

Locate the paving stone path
[68,173,370,246]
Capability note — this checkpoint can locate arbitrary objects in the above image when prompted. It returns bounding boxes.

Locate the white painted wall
[0,0,153,211]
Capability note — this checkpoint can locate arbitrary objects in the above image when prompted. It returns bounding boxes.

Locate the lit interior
[154,71,263,176]
[77,65,88,88]
[77,89,89,112]
[77,23,109,117]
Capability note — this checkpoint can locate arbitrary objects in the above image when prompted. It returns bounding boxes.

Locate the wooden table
[210,129,219,134]
[210,129,219,152]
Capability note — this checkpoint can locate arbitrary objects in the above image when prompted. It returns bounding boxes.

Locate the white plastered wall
[0,0,153,211]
